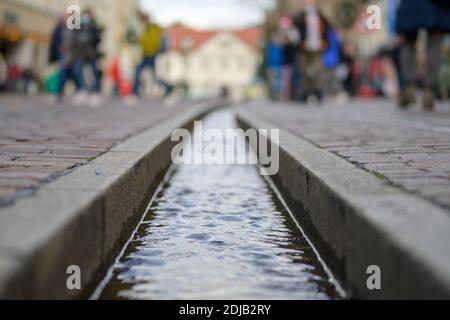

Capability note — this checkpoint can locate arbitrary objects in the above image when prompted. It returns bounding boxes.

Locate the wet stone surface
[98,111,338,300]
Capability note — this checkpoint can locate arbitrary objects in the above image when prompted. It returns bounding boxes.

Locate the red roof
[166,26,262,52]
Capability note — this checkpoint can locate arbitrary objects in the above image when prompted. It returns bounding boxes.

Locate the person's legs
[73,59,86,93]
[273,66,283,99]
[67,59,90,106]
[299,52,312,100]
[400,36,417,84]
[85,58,103,107]
[89,58,102,93]
[300,52,323,101]
[281,65,293,100]
[146,56,161,91]
[392,44,404,92]
[426,33,444,89]
[310,52,325,100]
[133,57,148,97]
[147,56,173,97]
[57,64,71,97]
[423,32,445,110]
[399,34,417,107]
[291,58,301,100]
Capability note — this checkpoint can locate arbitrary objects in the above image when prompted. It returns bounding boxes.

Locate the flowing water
[95,110,339,300]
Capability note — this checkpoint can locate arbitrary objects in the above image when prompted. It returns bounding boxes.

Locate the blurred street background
[0,0,448,105]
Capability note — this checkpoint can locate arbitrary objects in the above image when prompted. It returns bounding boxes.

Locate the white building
[158,26,262,101]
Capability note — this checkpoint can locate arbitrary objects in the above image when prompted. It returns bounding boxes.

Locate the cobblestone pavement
[243,99,450,210]
[0,95,195,207]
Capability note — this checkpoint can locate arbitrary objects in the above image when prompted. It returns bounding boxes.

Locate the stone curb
[0,100,223,299]
[236,107,450,300]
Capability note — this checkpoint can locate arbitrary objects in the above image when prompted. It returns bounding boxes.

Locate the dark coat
[293,10,330,52]
[77,19,101,60]
[397,0,450,34]
[433,0,450,32]
[62,19,101,65]
[48,22,64,63]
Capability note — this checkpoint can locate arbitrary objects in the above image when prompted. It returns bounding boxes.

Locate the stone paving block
[0,168,54,180]
[0,96,187,207]
[0,178,37,189]
[0,188,16,199]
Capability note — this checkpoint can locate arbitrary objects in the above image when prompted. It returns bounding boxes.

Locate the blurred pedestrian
[74,9,103,107]
[440,35,450,100]
[265,35,283,100]
[107,57,122,96]
[128,11,172,106]
[0,53,6,91]
[386,0,405,94]
[48,15,84,106]
[396,0,450,111]
[279,17,299,101]
[322,27,344,101]
[294,0,330,103]
[341,43,356,97]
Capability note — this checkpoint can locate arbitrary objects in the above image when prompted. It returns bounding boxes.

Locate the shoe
[89,94,103,108]
[333,91,349,106]
[124,95,139,107]
[423,87,434,112]
[163,94,180,108]
[48,95,61,107]
[398,83,416,109]
[164,84,175,98]
[73,91,88,107]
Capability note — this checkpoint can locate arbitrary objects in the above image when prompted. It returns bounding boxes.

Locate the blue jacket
[266,42,283,68]
[322,28,341,69]
[397,0,450,34]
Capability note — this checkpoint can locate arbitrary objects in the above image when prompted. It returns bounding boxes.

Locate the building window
[221,40,231,48]
[202,59,209,71]
[221,59,229,71]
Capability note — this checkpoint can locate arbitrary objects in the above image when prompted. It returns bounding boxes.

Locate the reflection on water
[97,110,338,300]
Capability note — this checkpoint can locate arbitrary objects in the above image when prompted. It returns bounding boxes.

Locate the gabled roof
[166,26,262,52]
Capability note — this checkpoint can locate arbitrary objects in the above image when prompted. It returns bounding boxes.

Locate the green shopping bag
[46,72,59,94]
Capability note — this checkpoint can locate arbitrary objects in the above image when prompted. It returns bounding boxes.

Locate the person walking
[293,0,330,103]
[440,35,450,100]
[397,0,450,111]
[128,12,172,105]
[322,27,343,100]
[265,34,284,100]
[279,17,299,101]
[48,15,84,105]
[74,9,103,107]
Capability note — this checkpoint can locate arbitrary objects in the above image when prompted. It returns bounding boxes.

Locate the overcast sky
[139,0,274,29]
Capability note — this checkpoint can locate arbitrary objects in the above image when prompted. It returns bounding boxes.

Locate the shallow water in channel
[96,110,338,300]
